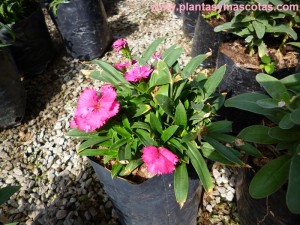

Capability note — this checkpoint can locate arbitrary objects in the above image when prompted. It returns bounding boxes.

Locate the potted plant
[0,0,54,75]
[0,23,26,129]
[48,0,111,60]
[225,72,300,224]
[66,38,255,225]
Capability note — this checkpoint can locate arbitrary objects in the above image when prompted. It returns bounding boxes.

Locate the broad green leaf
[261,55,271,64]
[286,42,300,48]
[237,142,263,158]
[256,73,288,100]
[290,109,300,125]
[66,128,99,140]
[204,65,226,98]
[111,163,123,178]
[249,155,291,198]
[201,143,235,165]
[135,129,157,146]
[214,21,234,32]
[139,38,165,64]
[257,40,267,58]
[78,137,110,151]
[150,113,163,134]
[161,125,179,143]
[78,149,118,157]
[252,20,265,39]
[156,95,175,117]
[162,46,183,67]
[287,155,300,214]
[157,60,172,83]
[268,127,300,142]
[238,125,279,144]
[186,142,213,191]
[132,104,151,118]
[182,54,209,78]
[206,121,232,134]
[264,63,275,75]
[279,113,295,129]
[204,136,244,165]
[175,101,187,127]
[280,73,300,88]
[149,70,170,88]
[266,24,297,40]
[0,186,20,205]
[256,98,279,108]
[174,163,189,207]
[119,159,143,176]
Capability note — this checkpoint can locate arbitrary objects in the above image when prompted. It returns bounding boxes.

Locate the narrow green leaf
[175,101,187,127]
[268,127,300,142]
[182,54,209,78]
[290,109,300,125]
[206,121,232,134]
[204,65,226,98]
[186,142,213,191]
[149,70,170,88]
[257,98,280,108]
[0,186,20,205]
[161,125,179,143]
[279,113,295,129]
[280,73,300,88]
[113,126,132,138]
[156,60,172,84]
[174,163,189,207]
[238,125,279,144]
[136,129,157,146]
[78,137,110,151]
[132,122,150,131]
[181,132,198,142]
[287,155,300,214]
[132,104,151,118]
[119,141,132,160]
[150,113,163,134]
[122,116,132,131]
[249,155,291,198]
[111,163,123,178]
[163,46,183,67]
[174,79,188,101]
[78,148,118,157]
[119,159,143,176]
[168,138,185,153]
[156,94,175,117]
[237,142,263,158]
[201,143,236,165]
[139,38,165,64]
[286,42,300,48]
[66,128,98,140]
[109,139,128,150]
[90,70,119,86]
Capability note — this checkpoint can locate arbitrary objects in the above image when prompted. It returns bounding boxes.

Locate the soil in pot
[49,0,111,61]
[217,40,300,133]
[88,157,202,225]
[0,48,26,129]
[8,2,55,75]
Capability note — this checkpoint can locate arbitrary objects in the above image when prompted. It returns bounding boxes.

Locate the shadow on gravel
[104,0,124,17]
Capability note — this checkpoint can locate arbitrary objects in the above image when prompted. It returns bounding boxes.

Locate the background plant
[225,72,300,214]
[0,185,20,225]
[67,38,258,206]
[49,0,70,15]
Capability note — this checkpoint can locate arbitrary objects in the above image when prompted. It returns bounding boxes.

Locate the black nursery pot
[9,4,55,75]
[89,158,202,225]
[0,48,26,129]
[216,51,300,133]
[50,0,111,61]
[236,160,300,225]
[192,14,228,67]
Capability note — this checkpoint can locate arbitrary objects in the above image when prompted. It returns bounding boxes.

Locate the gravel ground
[0,0,239,224]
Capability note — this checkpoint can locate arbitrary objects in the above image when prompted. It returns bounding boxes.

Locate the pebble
[56,210,68,220]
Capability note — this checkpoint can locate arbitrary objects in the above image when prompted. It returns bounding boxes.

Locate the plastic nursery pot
[8,3,55,75]
[174,0,184,17]
[191,14,228,68]
[236,159,300,225]
[49,0,111,61]
[182,0,205,38]
[0,48,26,129]
[89,158,202,225]
[216,51,300,133]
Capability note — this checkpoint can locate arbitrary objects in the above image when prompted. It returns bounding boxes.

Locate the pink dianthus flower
[112,38,128,52]
[142,146,179,175]
[125,65,153,82]
[70,85,119,132]
[152,51,162,61]
[114,60,137,71]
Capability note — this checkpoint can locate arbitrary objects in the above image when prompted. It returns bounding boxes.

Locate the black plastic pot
[182,0,204,38]
[192,14,228,67]
[8,4,54,75]
[236,160,300,225]
[49,0,111,61]
[217,51,300,133]
[174,0,183,17]
[0,48,26,129]
[89,158,202,225]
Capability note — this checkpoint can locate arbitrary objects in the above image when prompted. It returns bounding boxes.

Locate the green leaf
[118,141,132,160]
[238,125,279,144]
[168,138,185,153]
[149,70,170,88]
[66,128,99,140]
[174,79,188,101]
[268,127,300,142]
[206,121,232,134]
[287,155,300,214]
[279,113,295,129]
[139,38,165,65]
[261,55,271,64]
[78,137,110,151]
[89,70,119,86]
[266,24,297,40]
[175,101,187,127]
[150,113,163,134]
[133,104,151,118]
[111,163,123,178]
[286,42,300,48]
[280,73,300,88]
[113,126,132,138]
[256,98,279,108]
[290,109,300,125]
[249,155,291,198]
[256,73,288,100]
[264,63,275,75]
[135,129,157,146]
[214,21,234,32]
[162,46,183,67]
[204,65,226,98]
[122,116,132,131]
[174,163,189,207]
[252,20,265,39]
[204,136,244,165]
[201,142,236,165]
[156,95,175,117]
[0,186,20,205]
[181,132,198,142]
[182,54,209,78]
[161,125,179,143]
[132,122,150,131]
[78,148,118,157]
[119,159,143,176]
[186,142,213,191]
[238,142,263,158]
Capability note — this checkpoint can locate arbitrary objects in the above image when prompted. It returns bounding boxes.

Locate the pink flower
[125,65,153,82]
[70,85,120,132]
[112,39,128,52]
[142,146,179,175]
[152,52,162,61]
[114,60,137,71]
